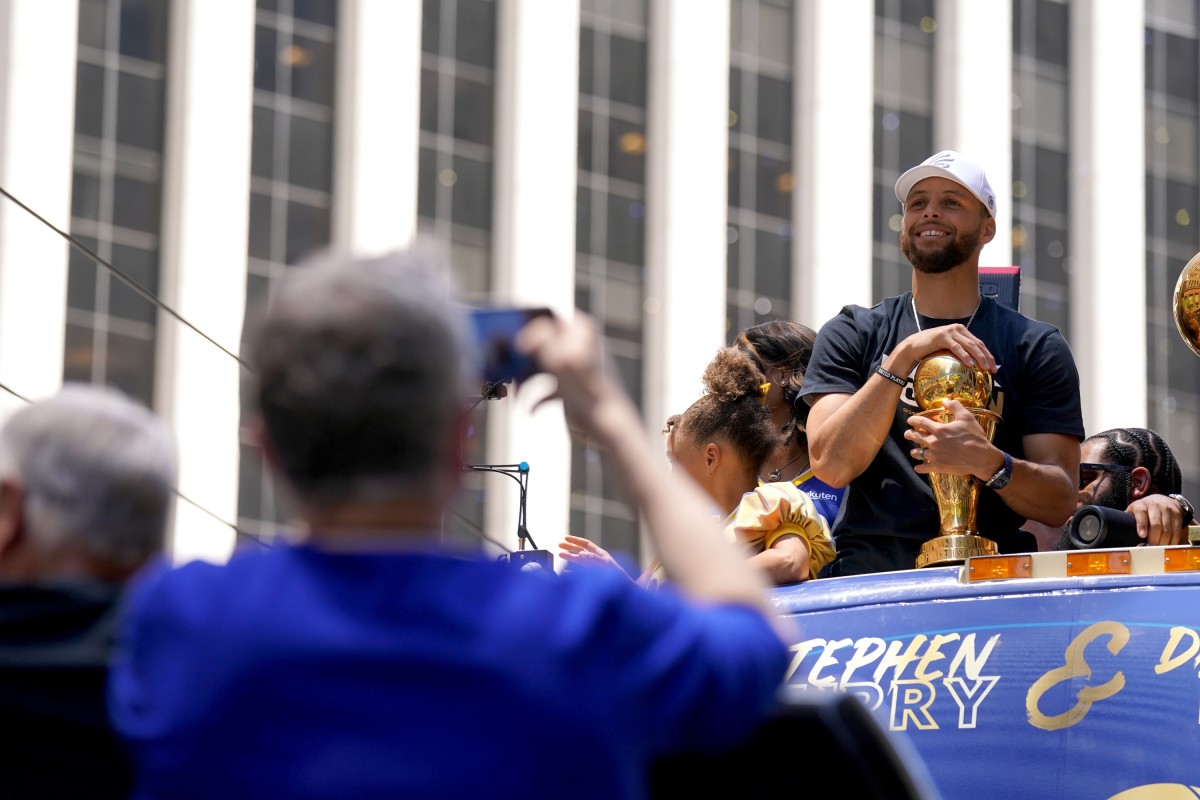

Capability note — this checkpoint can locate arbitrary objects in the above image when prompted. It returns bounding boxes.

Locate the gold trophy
[912,351,1002,568]
[1174,251,1200,357]
[1174,255,1200,544]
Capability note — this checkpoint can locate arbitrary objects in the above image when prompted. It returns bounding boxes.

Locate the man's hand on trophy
[905,399,996,476]
[900,325,999,375]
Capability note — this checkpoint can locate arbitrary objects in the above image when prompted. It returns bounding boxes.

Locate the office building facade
[0,0,1190,565]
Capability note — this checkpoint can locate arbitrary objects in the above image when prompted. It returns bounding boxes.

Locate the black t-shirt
[800,292,1085,576]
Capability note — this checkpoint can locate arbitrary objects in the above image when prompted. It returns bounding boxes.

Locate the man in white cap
[797,150,1084,576]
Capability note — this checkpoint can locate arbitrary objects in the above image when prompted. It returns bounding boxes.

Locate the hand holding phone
[468,306,554,387]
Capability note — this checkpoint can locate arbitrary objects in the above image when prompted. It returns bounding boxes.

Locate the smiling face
[899,176,995,274]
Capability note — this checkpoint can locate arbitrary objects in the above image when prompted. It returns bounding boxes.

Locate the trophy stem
[916,407,1002,568]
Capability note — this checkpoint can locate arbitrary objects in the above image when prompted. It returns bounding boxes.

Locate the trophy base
[916,533,999,568]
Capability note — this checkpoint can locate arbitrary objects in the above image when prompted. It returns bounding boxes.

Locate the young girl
[560,346,833,586]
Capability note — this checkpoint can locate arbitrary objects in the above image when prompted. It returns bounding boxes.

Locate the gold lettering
[808,638,853,689]
[1155,627,1200,675]
[915,633,959,681]
[787,639,826,683]
[875,635,928,682]
[840,637,888,689]
[947,633,1001,681]
[1027,621,1128,731]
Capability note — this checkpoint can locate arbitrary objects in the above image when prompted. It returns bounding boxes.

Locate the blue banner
[771,566,1200,800]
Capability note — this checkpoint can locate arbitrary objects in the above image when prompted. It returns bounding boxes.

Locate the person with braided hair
[1024,427,1194,550]
[560,345,834,587]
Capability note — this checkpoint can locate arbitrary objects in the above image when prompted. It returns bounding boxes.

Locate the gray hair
[245,246,476,506]
[0,384,177,568]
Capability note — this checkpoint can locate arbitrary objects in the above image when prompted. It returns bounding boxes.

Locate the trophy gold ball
[912,350,1002,569]
[1173,252,1200,358]
[914,350,993,411]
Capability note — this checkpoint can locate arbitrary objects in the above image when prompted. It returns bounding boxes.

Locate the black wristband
[876,366,907,387]
[1170,493,1195,526]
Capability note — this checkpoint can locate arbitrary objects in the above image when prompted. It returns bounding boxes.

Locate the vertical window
[419,0,498,547]
[1012,0,1071,333]
[66,0,170,406]
[570,0,650,558]
[727,0,795,337]
[872,0,935,300]
[238,0,339,540]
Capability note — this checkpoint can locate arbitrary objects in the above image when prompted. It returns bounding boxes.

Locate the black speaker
[1066,505,1141,549]
[648,689,941,798]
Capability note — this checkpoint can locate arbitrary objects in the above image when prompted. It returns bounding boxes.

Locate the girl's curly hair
[675,346,780,476]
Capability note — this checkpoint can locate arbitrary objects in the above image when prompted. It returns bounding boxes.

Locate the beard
[1091,475,1133,511]
[900,227,981,274]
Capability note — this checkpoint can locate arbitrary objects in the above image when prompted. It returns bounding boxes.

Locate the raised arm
[516,312,786,628]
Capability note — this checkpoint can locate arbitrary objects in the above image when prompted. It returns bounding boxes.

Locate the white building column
[156,0,256,564]
[1070,0,1146,432]
[333,0,421,255]
[488,0,579,556]
[644,0,730,432]
[794,0,875,325]
[934,0,1013,267]
[0,0,78,415]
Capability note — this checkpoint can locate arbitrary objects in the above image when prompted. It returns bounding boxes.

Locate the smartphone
[467,306,554,385]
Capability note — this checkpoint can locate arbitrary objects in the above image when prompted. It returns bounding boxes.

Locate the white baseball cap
[894,150,996,218]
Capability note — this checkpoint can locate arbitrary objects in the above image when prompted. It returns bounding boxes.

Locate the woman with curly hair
[736,320,845,529]
[560,345,834,587]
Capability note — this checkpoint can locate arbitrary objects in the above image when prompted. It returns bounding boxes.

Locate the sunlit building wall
[0,0,1197,564]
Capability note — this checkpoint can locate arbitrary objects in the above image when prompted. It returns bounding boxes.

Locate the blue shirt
[792,468,846,530]
[109,544,787,800]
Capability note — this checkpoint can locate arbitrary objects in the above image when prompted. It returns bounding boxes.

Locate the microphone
[1066,505,1141,550]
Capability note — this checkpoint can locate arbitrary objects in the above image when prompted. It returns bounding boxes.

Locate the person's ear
[979,214,997,246]
[704,442,720,475]
[0,477,26,558]
[1129,465,1153,500]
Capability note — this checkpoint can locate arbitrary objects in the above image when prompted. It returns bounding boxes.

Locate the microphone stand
[463,462,537,551]
[463,461,553,572]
